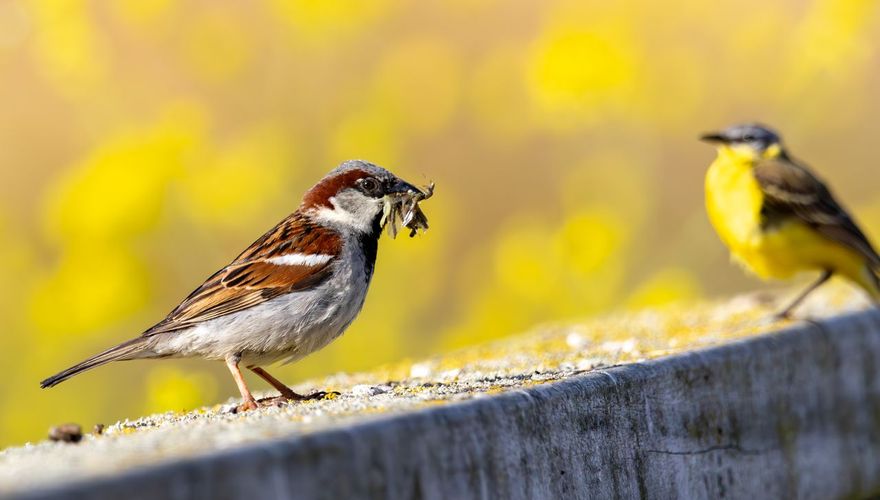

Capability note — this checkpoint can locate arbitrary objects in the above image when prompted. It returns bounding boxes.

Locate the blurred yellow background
[2,0,879,446]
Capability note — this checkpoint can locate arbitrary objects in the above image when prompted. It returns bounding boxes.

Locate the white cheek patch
[267,253,334,266]
[311,196,376,233]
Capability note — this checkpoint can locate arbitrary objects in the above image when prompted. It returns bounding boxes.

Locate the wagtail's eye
[360,177,381,195]
[742,134,755,142]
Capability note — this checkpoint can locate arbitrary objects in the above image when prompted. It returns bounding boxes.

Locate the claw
[231,390,339,412]
[306,390,340,400]
[772,310,792,322]
[231,398,258,414]
[256,395,292,407]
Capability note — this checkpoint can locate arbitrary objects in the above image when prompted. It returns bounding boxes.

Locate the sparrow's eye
[359,177,381,196]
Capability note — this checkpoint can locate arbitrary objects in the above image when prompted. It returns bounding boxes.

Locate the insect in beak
[381,181,434,238]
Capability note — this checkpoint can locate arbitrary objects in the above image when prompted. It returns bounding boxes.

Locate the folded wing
[755,158,880,268]
[144,213,341,336]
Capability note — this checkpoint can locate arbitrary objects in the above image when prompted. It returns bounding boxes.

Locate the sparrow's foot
[255,395,293,407]
[230,391,339,413]
[230,396,289,413]
[255,390,341,407]
[275,388,340,402]
[233,398,259,413]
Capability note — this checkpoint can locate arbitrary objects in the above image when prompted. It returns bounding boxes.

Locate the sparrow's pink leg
[226,355,257,412]
[250,366,337,402]
[249,367,303,400]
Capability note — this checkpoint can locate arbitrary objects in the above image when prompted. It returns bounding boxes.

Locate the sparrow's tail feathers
[40,337,150,388]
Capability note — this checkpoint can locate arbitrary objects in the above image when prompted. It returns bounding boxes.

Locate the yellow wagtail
[701,123,880,318]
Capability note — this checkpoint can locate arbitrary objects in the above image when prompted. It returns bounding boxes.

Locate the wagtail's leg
[776,269,832,319]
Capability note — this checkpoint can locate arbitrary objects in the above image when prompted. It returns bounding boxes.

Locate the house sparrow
[41,160,431,411]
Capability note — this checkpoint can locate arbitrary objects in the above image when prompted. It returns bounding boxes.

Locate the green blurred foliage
[1,0,879,446]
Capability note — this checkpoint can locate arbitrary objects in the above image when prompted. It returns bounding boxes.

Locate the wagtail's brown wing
[754,157,880,268]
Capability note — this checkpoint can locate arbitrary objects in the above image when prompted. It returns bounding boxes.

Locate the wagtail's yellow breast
[705,148,764,252]
[704,147,811,279]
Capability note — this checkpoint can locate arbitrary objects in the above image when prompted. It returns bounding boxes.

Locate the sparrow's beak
[387,178,420,195]
[699,132,727,144]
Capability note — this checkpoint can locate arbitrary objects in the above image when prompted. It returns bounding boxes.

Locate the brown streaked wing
[142,212,342,336]
[233,212,342,262]
[754,157,880,268]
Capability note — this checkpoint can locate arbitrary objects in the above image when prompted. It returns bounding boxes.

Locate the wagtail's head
[700,123,785,161]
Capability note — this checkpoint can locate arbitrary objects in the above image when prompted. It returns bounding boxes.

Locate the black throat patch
[358,214,382,282]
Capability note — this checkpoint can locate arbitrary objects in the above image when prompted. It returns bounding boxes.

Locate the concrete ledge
[14,308,880,500]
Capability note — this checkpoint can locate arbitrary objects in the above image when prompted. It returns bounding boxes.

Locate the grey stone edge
[13,310,880,500]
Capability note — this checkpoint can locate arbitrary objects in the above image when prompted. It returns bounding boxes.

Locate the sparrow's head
[301,160,420,234]
[700,123,786,162]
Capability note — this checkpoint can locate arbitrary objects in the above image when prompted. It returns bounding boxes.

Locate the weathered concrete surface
[4,289,880,499]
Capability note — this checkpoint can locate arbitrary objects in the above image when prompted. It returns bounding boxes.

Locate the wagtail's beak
[699,132,727,144]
